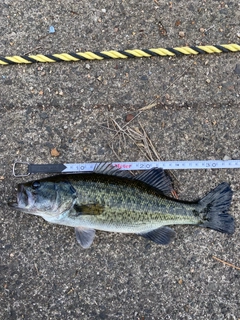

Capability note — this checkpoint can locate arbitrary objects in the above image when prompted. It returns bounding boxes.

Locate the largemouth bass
[8,163,234,248]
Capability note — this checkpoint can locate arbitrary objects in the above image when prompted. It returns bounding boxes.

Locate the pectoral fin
[75,227,96,248]
[139,226,176,245]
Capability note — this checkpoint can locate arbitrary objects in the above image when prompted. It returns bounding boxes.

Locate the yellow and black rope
[0,43,239,65]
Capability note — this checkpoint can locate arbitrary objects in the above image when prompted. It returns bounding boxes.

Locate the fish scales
[67,174,199,233]
[8,163,234,248]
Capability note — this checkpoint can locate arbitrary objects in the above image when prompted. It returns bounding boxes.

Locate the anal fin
[139,226,176,245]
[75,227,96,248]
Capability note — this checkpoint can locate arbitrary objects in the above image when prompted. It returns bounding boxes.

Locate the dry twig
[212,256,240,271]
[99,118,180,195]
[138,64,192,112]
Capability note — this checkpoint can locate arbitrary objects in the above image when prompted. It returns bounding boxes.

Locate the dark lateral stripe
[214,45,230,53]
[166,47,183,55]
[142,49,159,57]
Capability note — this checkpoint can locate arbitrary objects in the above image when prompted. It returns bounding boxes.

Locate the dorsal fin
[94,163,174,196]
[133,168,174,196]
[94,162,133,178]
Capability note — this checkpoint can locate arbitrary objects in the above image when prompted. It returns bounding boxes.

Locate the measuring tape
[13,160,240,177]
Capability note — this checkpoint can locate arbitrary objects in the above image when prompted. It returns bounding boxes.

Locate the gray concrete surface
[0,1,240,319]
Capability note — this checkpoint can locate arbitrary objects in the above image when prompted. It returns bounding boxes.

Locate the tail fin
[198,182,234,234]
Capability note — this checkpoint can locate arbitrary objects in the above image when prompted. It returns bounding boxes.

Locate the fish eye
[32,181,41,189]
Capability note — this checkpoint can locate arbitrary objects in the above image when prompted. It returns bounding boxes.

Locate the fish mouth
[8,184,33,210]
[8,201,18,208]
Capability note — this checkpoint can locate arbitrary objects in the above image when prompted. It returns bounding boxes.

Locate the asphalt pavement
[0,1,240,319]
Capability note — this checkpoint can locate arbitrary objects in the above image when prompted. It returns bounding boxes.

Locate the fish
[8,163,234,248]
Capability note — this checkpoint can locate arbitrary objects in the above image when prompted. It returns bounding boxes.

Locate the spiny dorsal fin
[94,162,133,178]
[94,163,174,195]
[133,168,174,196]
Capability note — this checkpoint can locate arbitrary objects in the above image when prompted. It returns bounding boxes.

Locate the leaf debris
[51,147,60,157]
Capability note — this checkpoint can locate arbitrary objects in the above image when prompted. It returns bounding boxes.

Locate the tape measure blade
[62,163,97,172]
[61,160,240,173]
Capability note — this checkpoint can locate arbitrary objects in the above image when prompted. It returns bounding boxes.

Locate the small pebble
[199,27,205,33]
[49,26,55,33]
[165,93,170,100]
[223,155,231,161]
[234,64,240,75]
[175,20,181,27]
[40,112,48,119]
[179,31,185,37]
[125,114,134,122]
[206,79,211,84]
[85,64,90,70]
[140,75,148,81]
